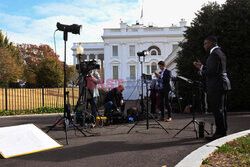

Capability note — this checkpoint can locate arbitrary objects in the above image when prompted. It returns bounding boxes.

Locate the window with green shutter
[129,45,135,56]
[112,46,118,56]
[113,66,118,79]
[130,65,136,79]
[151,62,157,73]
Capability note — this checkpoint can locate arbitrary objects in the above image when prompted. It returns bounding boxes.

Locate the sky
[0,0,226,65]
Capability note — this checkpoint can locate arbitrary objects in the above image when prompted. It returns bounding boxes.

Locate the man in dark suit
[193,36,231,141]
[156,61,172,122]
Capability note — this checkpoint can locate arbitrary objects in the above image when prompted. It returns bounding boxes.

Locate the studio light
[56,22,82,34]
[137,50,149,63]
[46,22,86,144]
[137,50,149,57]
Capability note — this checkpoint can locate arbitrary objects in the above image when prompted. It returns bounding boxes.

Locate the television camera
[76,60,100,76]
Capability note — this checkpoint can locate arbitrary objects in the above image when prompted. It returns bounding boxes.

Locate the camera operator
[86,69,101,118]
[104,85,125,117]
[155,61,173,122]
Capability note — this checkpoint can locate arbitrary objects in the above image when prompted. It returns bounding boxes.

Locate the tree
[17,44,62,86]
[66,65,78,86]
[176,0,250,110]
[36,57,63,87]
[0,30,23,86]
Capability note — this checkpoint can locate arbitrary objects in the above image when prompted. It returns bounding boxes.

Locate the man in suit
[156,61,172,122]
[193,36,231,140]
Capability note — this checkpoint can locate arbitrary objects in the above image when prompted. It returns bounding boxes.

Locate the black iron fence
[0,87,79,111]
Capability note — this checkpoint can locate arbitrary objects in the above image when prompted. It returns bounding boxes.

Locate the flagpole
[140,0,144,24]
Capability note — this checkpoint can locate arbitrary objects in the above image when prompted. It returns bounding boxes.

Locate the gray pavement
[0,111,249,167]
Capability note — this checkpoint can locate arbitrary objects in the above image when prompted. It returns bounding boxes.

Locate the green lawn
[202,135,250,166]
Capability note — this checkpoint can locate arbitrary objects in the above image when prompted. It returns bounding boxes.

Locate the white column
[104,43,110,84]
[73,54,77,65]
[121,43,126,81]
[95,54,98,61]
[87,54,90,61]
[101,59,104,82]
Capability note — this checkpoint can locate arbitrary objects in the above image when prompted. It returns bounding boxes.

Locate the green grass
[218,135,250,154]
[0,105,104,116]
[0,107,64,116]
[202,135,250,166]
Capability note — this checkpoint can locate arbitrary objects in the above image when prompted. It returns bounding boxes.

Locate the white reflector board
[0,123,63,158]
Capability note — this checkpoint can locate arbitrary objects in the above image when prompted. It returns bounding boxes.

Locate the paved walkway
[0,112,249,167]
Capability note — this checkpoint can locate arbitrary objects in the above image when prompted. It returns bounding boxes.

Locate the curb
[175,129,250,167]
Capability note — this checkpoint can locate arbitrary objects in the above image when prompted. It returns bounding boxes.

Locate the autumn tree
[36,57,63,87]
[66,65,78,86]
[17,44,63,87]
[0,30,23,86]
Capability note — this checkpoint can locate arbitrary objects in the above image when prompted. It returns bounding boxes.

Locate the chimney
[179,19,187,27]
[120,20,127,29]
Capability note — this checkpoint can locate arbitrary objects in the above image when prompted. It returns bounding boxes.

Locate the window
[129,45,135,56]
[147,65,150,74]
[113,66,118,79]
[112,46,118,56]
[172,44,178,51]
[151,62,157,73]
[148,45,161,55]
[130,65,136,79]
[151,50,157,55]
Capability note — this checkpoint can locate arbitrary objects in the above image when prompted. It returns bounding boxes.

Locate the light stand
[127,50,169,134]
[47,23,87,144]
[173,76,209,138]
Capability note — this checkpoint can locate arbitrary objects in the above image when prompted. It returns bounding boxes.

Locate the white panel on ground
[0,123,62,158]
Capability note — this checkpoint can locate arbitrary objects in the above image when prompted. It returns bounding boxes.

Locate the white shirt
[161,68,166,79]
[210,45,219,54]
[200,46,219,71]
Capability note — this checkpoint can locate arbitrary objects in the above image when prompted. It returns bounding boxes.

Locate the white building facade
[72,19,186,99]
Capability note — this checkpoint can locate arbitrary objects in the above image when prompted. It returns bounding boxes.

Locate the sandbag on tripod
[126,106,142,122]
[106,109,125,124]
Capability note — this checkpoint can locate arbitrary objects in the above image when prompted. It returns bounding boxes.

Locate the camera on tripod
[142,73,152,80]
[76,60,100,76]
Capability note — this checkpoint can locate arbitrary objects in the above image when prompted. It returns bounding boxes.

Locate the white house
[71,19,186,99]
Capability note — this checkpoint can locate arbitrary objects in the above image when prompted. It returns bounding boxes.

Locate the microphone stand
[173,76,209,138]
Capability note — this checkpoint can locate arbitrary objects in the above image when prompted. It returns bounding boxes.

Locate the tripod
[74,75,97,126]
[127,59,168,134]
[173,76,209,138]
[46,30,86,144]
[47,91,87,144]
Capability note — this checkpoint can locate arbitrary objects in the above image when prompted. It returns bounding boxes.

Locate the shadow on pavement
[17,137,206,162]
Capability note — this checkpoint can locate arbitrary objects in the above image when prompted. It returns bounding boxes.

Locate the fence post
[72,86,74,106]
[5,87,8,111]
[42,86,44,107]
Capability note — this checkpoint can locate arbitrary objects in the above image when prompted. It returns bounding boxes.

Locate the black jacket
[161,68,172,91]
[201,48,230,91]
[104,88,123,109]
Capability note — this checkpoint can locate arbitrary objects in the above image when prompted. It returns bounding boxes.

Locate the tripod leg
[46,117,64,133]
[127,121,140,134]
[193,120,198,139]
[70,120,87,137]
[173,120,193,138]
[64,119,69,145]
[148,113,169,134]
[194,120,210,135]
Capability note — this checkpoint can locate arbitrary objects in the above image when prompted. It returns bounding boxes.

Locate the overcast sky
[0,0,226,64]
